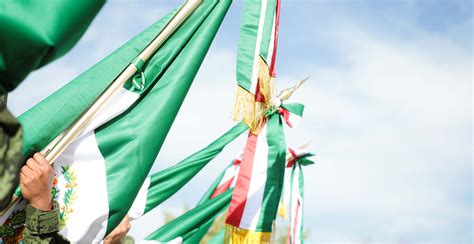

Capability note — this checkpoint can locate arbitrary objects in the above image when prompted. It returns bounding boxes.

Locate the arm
[20,153,69,243]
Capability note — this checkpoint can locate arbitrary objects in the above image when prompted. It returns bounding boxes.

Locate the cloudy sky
[8,0,472,242]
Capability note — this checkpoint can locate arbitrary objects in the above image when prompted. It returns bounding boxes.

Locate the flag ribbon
[287,148,314,244]
[224,101,304,244]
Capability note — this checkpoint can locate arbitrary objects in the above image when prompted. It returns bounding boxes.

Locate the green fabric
[235,0,262,91]
[23,200,70,243]
[17,10,176,157]
[0,0,105,93]
[18,0,232,236]
[143,122,247,214]
[235,0,276,92]
[258,0,277,61]
[256,113,286,232]
[282,103,304,117]
[145,189,233,242]
[98,0,233,234]
[182,160,237,243]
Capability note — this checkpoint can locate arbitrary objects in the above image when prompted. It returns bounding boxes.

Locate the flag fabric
[181,151,243,243]
[286,148,314,244]
[0,0,105,93]
[130,149,244,243]
[197,146,311,244]
[210,151,242,199]
[225,103,303,243]
[0,0,232,242]
[145,189,233,243]
[128,123,247,220]
[231,0,281,133]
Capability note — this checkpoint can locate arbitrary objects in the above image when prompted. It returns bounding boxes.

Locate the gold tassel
[224,224,272,244]
[231,56,276,134]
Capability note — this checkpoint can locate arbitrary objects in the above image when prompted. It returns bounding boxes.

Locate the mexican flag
[0,0,232,242]
[286,148,314,244]
[194,145,312,244]
[128,123,247,220]
[0,0,105,92]
[137,150,243,243]
[225,103,303,243]
[145,189,233,243]
[231,0,281,133]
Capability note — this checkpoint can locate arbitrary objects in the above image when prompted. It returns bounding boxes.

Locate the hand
[20,153,53,211]
[104,215,131,244]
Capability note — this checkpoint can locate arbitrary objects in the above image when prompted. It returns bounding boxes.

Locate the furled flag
[180,151,243,243]
[199,145,311,244]
[286,148,314,244]
[145,190,233,244]
[130,148,244,243]
[128,123,247,220]
[0,0,232,242]
[225,103,304,243]
[0,0,105,93]
[231,0,281,133]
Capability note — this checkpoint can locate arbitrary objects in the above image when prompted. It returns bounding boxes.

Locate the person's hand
[104,215,131,244]
[20,153,53,211]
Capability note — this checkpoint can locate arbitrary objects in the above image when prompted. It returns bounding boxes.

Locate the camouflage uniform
[0,95,23,211]
[23,200,69,243]
[0,95,67,243]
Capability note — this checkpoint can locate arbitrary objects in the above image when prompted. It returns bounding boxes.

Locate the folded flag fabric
[0,0,231,242]
[210,151,243,199]
[0,0,105,93]
[128,122,247,220]
[130,147,244,243]
[286,148,314,244]
[182,151,243,243]
[145,189,233,243]
[231,0,281,133]
[225,103,303,243]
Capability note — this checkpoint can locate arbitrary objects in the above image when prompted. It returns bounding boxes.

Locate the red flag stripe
[269,0,281,77]
[225,131,259,227]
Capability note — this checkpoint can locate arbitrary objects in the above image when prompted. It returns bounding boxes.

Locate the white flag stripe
[239,123,269,230]
[249,0,268,93]
[266,14,276,64]
[288,113,302,128]
[289,165,302,244]
[55,130,109,243]
[128,177,151,220]
[53,87,139,242]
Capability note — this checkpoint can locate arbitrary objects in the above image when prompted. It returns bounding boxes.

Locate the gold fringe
[231,56,276,134]
[224,224,272,244]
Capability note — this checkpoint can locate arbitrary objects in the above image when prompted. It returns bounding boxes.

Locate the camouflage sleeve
[0,95,23,211]
[22,200,70,243]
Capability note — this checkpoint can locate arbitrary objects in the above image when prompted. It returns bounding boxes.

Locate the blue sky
[9,0,472,242]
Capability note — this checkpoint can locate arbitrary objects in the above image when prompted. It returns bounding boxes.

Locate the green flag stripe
[17,11,176,158]
[146,189,233,242]
[143,122,247,214]
[282,103,304,117]
[235,0,263,91]
[258,0,277,61]
[97,0,232,234]
[0,0,105,92]
[298,163,305,241]
[256,114,286,231]
[183,160,236,243]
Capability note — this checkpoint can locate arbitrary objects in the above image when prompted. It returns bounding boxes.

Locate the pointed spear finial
[277,77,308,101]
